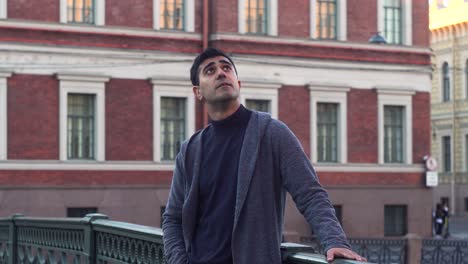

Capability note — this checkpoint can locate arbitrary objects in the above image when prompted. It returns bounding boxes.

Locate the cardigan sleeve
[272,120,351,254]
[162,149,189,264]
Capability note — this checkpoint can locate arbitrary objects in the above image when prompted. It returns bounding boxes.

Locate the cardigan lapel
[182,130,204,247]
[232,112,261,234]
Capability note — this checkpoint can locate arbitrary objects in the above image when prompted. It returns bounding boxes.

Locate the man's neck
[206,100,241,121]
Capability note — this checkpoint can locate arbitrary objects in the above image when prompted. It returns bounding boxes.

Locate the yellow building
[430,0,468,216]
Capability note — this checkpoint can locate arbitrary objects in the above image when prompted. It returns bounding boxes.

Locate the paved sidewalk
[448,216,468,240]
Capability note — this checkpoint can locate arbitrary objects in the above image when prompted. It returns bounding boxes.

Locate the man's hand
[326,247,367,262]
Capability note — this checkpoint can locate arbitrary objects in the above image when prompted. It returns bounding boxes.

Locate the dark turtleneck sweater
[190,105,252,264]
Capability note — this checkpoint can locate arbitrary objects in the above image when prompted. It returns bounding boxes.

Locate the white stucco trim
[240,81,281,119]
[462,55,468,99]
[57,74,109,162]
[462,129,468,172]
[96,0,105,26]
[377,87,414,165]
[151,78,195,162]
[60,0,105,25]
[153,0,195,32]
[238,0,278,36]
[0,0,7,19]
[0,160,175,171]
[310,0,347,41]
[0,72,11,160]
[377,0,412,45]
[0,160,424,172]
[309,83,349,164]
[438,129,453,173]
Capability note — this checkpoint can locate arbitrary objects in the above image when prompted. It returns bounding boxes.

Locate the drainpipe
[450,25,456,216]
[201,0,209,126]
[202,0,209,49]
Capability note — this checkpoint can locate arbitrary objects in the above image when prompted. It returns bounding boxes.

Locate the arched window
[442,62,450,102]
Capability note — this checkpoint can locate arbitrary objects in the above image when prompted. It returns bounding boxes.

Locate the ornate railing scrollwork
[0,214,369,264]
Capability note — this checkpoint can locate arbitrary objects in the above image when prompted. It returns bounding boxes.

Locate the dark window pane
[384,106,404,163]
[442,136,451,172]
[161,97,186,160]
[246,99,271,113]
[160,0,185,30]
[443,62,451,101]
[317,103,338,162]
[67,94,95,160]
[67,207,98,218]
[246,0,267,34]
[68,0,94,24]
[384,205,407,236]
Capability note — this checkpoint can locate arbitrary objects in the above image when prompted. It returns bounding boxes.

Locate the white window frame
[153,0,195,32]
[0,0,6,19]
[309,84,349,164]
[58,74,108,162]
[377,88,414,164]
[240,81,280,119]
[310,0,347,41]
[436,54,452,102]
[438,130,453,173]
[0,72,11,160]
[238,0,278,36]
[377,0,412,45]
[60,0,106,26]
[441,61,452,102]
[152,78,195,162]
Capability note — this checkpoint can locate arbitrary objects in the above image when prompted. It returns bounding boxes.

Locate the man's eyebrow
[219,59,233,66]
[201,61,215,73]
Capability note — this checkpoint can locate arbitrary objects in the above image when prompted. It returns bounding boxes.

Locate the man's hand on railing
[326,247,367,263]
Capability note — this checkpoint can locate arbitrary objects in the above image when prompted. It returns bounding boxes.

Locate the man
[162,47,366,264]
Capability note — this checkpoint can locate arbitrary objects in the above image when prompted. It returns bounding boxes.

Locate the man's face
[193,56,241,104]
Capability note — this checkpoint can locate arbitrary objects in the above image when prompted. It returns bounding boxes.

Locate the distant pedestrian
[442,201,450,238]
[434,204,444,238]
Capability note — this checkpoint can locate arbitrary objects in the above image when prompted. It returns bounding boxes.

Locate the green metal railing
[0,214,369,264]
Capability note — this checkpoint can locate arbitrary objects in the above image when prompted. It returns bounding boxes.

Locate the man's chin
[207,95,239,105]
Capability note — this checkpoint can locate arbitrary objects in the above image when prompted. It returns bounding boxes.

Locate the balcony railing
[0,214,370,264]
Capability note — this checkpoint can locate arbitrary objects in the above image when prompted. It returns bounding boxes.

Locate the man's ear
[238,80,241,91]
[193,86,203,101]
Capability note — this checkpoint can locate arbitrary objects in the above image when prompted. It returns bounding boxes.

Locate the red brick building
[0,0,432,238]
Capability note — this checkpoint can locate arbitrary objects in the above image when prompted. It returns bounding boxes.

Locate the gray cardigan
[162,111,350,264]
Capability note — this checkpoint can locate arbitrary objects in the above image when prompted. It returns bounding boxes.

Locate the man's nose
[215,68,226,79]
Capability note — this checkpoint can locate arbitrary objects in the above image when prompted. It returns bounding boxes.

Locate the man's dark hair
[190,47,238,86]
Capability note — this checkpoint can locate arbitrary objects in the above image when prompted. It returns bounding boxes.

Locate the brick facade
[7,0,60,22]
[346,0,378,43]
[106,0,154,28]
[7,74,59,160]
[0,170,172,186]
[278,0,310,38]
[210,0,238,33]
[0,0,433,237]
[412,92,431,163]
[279,85,310,158]
[347,89,378,163]
[106,79,153,161]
